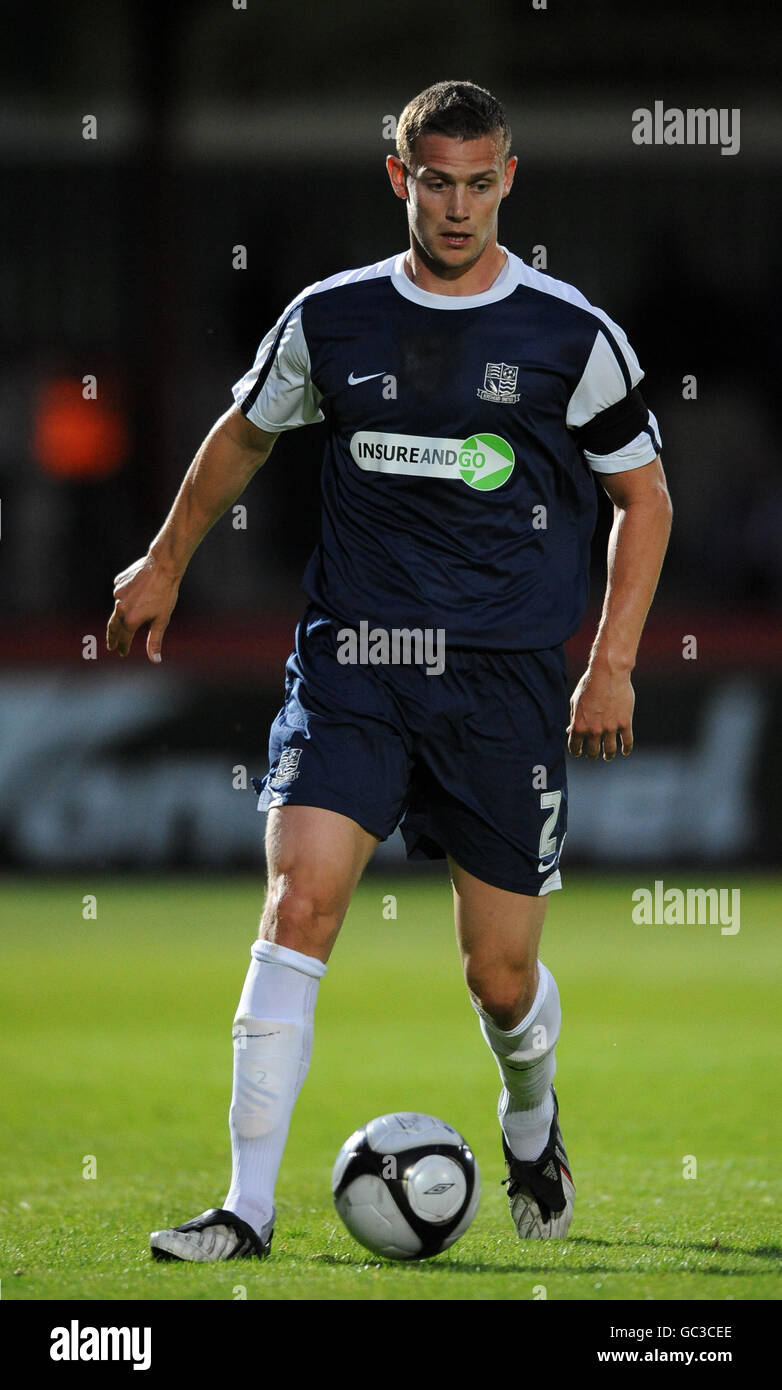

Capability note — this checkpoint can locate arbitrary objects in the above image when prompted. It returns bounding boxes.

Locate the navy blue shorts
[253,607,569,896]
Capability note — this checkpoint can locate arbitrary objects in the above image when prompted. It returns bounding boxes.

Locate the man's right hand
[106,553,181,663]
[106,407,278,664]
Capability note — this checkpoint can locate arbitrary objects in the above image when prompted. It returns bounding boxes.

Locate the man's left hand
[568,665,635,760]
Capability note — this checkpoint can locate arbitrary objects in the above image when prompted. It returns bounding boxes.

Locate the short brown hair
[396,81,512,169]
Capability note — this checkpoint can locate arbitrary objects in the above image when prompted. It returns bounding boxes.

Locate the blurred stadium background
[1,0,780,877]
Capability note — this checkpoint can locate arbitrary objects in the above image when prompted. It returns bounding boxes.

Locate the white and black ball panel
[334,1173,422,1259]
[364,1112,463,1156]
[404,1154,467,1223]
[332,1112,480,1260]
[439,1176,481,1249]
[331,1128,366,1192]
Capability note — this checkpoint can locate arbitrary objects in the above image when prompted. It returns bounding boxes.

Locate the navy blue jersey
[233,250,661,650]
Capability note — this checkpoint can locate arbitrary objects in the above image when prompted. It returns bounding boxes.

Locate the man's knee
[261,871,343,955]
[466,960,539,1031]
[260,805,376,956]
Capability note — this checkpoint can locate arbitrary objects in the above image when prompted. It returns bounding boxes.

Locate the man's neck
[403,241,508,297]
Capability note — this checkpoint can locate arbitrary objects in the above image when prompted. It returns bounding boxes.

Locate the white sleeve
[566,315,662,473]
[232,302,324,432]
[583,414,662,474]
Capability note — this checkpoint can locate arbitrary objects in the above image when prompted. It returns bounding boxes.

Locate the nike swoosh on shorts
[347,371,385,385]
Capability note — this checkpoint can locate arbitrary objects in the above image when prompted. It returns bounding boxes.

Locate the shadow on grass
[311,1235,782,1278]
[571,1235,782,1265]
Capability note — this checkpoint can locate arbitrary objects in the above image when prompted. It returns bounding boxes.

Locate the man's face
[387,132,517,275]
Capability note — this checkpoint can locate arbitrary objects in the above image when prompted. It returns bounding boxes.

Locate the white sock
[475,961,561,1162]
[223,939,326,1234]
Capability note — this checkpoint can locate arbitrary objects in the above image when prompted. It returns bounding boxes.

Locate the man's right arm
[106,405,278,662]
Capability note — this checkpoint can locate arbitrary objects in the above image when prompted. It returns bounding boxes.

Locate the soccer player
[107,81,672,1261]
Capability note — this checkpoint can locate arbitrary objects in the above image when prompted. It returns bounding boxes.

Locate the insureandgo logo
[350,431,515,491]
[50,1319,151,1371]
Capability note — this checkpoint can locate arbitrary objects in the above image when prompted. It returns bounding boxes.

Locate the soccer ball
[332,1112,480,1260]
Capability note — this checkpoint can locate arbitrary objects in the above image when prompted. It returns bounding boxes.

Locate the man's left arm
[568,456,673,760]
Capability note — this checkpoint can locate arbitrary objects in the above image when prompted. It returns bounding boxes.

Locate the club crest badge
[270,747,303,787]
[477,361,521,404]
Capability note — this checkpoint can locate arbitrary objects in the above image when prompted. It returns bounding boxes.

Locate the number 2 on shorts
[538,789,562,858]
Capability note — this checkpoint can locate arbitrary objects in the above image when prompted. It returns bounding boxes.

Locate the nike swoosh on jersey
[348,371,385,385]
[538,856,559,872]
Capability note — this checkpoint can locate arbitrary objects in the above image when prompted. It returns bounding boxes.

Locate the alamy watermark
[631,881,740,935]
[632,102,740,156]
[50,1320,151,1370]
[337,620,445,676]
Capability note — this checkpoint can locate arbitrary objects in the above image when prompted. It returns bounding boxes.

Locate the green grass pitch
[0,873,779,1302]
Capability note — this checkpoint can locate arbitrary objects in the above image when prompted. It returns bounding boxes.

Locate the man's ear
[501,155,518,199]
[386,155,409,201]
